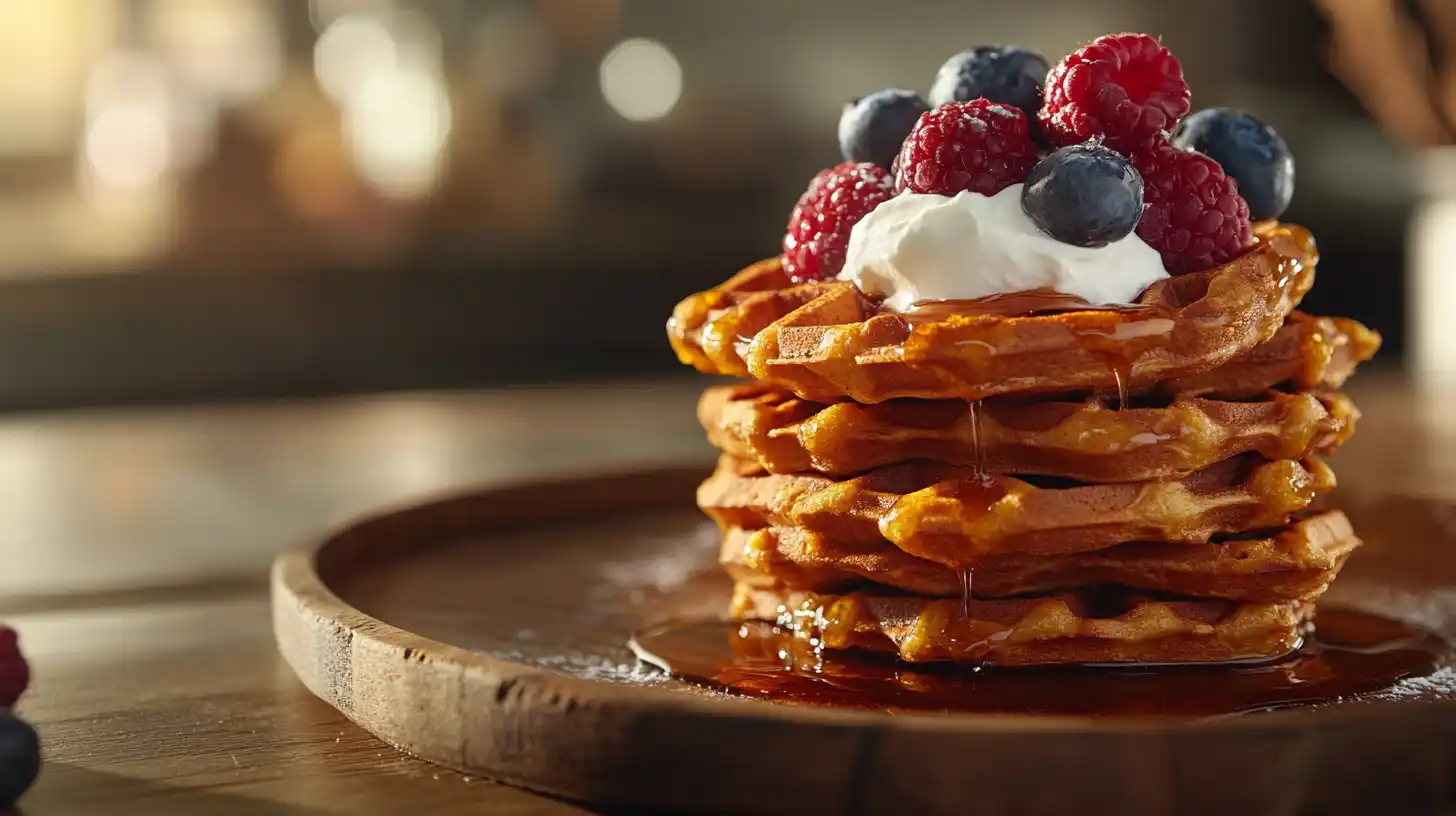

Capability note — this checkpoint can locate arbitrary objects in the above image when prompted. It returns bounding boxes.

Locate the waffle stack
[667,223,1381,666]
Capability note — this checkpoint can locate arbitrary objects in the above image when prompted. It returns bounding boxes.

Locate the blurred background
[0,0,1440,411]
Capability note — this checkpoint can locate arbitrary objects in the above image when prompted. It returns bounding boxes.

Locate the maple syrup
[901,289,1172,409]
[630,607,1451,718]
[967,399,987,481]
[904,288,1165,320]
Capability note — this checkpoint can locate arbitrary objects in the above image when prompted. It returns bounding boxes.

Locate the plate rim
[270,464,1456,809]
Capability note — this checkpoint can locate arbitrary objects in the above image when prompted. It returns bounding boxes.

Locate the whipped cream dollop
[838,185,1168,312]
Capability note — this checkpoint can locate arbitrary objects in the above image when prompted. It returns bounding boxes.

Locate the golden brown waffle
[701,383,1357,481]
[731,583,1309,665]
[1161,312,1380,399]
[668,223,1318,403]
[720,509,1358,603]
[698,453,1335,567]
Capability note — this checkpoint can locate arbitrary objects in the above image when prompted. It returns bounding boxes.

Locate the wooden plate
[271,468,1456,815]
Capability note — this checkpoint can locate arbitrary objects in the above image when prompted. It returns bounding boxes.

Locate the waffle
[667,213,1372,667]
[668,223,1318,403]
[701,383,1358,481]
[720,509,1358,603]
[1160,312,1380,399]
[699,453,1335,567]
[731,583,1310,665]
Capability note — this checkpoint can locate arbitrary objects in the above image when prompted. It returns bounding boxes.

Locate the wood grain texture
[272,463,1456,815]
[5,371,1454,815]
[9,379,712,816]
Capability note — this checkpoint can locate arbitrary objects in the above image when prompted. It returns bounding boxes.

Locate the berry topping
[1133,144,1252,274]
[0,714,39,808]
[894,100,1039,197]
[782,162,896,283]
[1022,143,1144,247]
[0,628,26,710]
[1040,33,1190,153]
[1173,108,1294,221]
[838,89,931,171]
[928,46,1050,123]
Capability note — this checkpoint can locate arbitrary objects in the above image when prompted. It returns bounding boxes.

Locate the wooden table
[2,372,1441,814]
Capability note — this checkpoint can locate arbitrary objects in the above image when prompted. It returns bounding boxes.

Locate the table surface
[5,371,1449,815]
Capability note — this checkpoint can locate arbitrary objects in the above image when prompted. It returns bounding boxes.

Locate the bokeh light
[84,105,172,191]
[345,62,452,199]
[79,52,192,194]
[313,12,398,106]
[599,38,682,122]
[149,0,283,104]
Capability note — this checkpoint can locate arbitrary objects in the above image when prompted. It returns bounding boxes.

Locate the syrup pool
[630,607,1451,718]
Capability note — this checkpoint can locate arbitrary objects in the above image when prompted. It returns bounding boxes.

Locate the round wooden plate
[272,467,1456,815]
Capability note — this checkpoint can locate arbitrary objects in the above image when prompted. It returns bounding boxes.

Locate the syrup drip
[901,289,1171,407]
[961,398,985,620]
[1112,364,1130,412]
[967,399,987,482]
[631,607,1452,718]
[905,289,1154,320]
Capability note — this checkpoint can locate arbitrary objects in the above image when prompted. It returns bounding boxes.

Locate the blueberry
[929,46,1049,121]
[1172,108,1293,221]
[1022,143,1144,248]
[838,89,930,170]
[0,713,38,807]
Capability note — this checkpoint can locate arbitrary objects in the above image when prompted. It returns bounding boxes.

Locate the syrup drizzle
[1112,364,1130,411]
[902,288,1167,408]
[905,289,1148,319]
[967,399,987,481]
[961,398,987,619]
[630,607,1452,718]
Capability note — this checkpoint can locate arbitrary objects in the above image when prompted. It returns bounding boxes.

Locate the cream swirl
[838,186,1168,312]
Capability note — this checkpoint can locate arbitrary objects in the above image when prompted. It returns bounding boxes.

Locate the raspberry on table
[894,100,1039,197]
[1133,144,1252,274]
[0,628,26,710]
[782,162,896,283]
[1040,33,1190,153]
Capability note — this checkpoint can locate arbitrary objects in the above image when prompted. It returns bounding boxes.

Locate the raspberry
[1040,33,1190,153]
[782,162,895,282]
[1133,145,1252,274]
[0,628,27,709]
[894,100,1038,197]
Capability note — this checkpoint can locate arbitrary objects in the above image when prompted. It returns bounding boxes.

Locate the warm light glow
[80,52,185,191]
[599,38,681,122]
[345,62,452,198]
[1412,198,1456,383]
[150,0,283,103]
[309,0,395,32]
[313,12,398,105]
[275,123,355,219]
[85,52,170,114]
[0,0,114,156]
[84,104,173,191]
